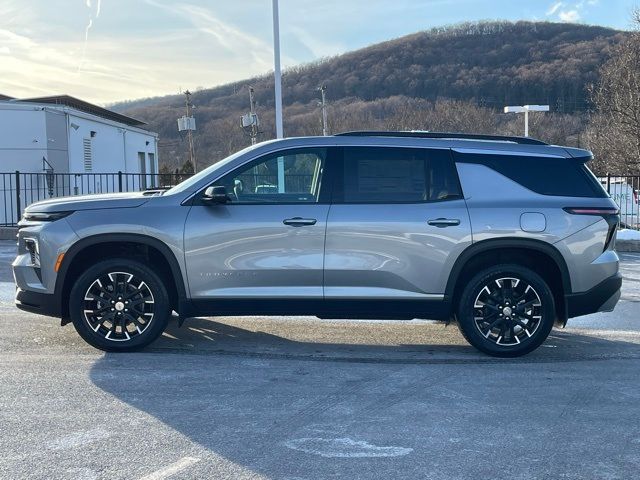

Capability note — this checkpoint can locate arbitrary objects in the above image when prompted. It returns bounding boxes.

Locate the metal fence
[1,171,638,229]
[1,171,192,226]
[235,173,314,194]
[598,175,640,229]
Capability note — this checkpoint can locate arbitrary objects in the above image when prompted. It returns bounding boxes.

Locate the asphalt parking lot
[1,240,639,480]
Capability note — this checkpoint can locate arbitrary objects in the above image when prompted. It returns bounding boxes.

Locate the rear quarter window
[452,151,608,198]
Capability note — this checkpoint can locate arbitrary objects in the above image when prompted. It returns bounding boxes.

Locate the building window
[83,138,92,172]
[148,153,156,188]
[138,152,147,189]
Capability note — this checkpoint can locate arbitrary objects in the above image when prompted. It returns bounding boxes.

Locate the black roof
[15,95,146,127]
[336,131,547,145]
[0,94,15,101]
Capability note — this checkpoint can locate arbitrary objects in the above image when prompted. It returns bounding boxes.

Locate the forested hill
[112,21,626,169]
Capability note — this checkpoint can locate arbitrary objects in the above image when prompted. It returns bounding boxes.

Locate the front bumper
[565,272,623,319]
[15,288,62,318]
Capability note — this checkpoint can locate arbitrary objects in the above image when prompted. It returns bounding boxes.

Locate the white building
[0,94,158,177]
[0,95,160,224]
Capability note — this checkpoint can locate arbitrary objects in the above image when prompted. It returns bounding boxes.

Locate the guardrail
[598,175,640,229]
[1,171,192,226]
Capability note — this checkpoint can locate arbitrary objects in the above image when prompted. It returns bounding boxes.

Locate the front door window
[212,149,326,203]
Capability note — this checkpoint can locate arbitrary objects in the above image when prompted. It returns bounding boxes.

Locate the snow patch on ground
[619,229,640,241]
[284,437,413,458]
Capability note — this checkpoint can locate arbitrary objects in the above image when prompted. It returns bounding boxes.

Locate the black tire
[69,258,171,352]
[456,264,555,357]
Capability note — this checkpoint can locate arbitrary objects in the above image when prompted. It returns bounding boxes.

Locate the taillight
[563,207,619,252]
[563,207,620,215]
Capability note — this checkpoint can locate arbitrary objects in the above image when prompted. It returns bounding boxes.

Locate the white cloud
[546,2,563,16]
[289,26,346,59]
[547,0,590,23]
[0,24,278,104]
[140,0,293,72]
[0,1,294,104]
[559,9,581,22]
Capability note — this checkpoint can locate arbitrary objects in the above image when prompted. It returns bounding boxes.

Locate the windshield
[164,143,261,195]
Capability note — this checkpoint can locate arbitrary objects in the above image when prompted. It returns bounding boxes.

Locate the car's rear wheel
[456,264,555,357]
[69,258,170,351]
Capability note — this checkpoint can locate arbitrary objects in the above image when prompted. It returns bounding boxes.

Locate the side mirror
[202,185,229,204]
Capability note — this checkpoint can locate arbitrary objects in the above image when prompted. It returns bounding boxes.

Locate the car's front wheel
[456,264,555,357]
[69,258,170,351]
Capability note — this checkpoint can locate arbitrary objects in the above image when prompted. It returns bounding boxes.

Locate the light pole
[504,104,549,137]
[272,0,283,139]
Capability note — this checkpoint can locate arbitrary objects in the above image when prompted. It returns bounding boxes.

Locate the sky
[0,0,637,105]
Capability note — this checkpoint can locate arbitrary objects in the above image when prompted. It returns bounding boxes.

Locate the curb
[616,240,640,253]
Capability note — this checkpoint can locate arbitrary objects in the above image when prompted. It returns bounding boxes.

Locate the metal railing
[235,173,314,194]
[1,171,192,226]
[598,175,640,229]
[2,171,638,229]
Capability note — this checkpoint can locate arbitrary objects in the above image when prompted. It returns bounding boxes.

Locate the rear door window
[336,147,462,203]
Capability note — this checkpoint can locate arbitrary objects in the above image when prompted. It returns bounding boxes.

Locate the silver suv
[13,132,622,357]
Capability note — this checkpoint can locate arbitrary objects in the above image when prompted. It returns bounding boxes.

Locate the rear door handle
[283,217,317,227]
[427,218,461,227]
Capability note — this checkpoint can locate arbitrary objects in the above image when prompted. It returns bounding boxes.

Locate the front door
[184,147,331,301]
[324,146,472,303]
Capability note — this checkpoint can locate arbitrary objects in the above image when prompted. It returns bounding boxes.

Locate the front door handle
[427,218,461,227]
[283,217,317,227]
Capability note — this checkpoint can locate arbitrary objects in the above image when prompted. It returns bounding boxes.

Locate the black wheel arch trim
[445,238,572,299]
[55,233,189,320]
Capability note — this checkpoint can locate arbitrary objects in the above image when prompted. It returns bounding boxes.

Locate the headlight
[23,211,72,222]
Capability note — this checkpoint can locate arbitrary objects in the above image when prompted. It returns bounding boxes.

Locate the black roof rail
[335,131,548,146]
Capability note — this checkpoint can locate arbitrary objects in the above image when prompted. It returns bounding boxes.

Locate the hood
[25,191,150,213]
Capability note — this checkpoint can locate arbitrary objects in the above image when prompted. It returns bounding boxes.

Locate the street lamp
[504,104,549,137]
[272,0,283,139]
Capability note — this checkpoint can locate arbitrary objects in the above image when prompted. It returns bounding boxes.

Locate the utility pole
[272,0,283,138]
[241,86,260,146]
[318,85,328,136]
[184,90,197,172]
[249,87,258,145]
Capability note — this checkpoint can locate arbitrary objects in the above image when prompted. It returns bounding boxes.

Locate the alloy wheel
[472,277,543,346]
[82,271,155,342]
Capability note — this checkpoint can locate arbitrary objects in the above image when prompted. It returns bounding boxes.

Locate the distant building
[0,95,159,224]
[0,94,158,178]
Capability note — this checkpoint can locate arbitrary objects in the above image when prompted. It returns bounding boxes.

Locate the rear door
[324,146,472,302]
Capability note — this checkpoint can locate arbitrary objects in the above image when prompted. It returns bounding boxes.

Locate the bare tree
[586,9,640,174]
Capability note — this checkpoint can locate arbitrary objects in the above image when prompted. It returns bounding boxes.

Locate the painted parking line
[138,457,201,480]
